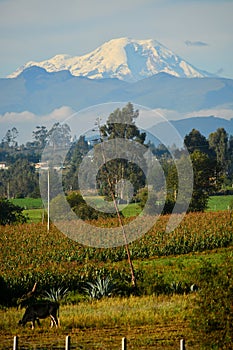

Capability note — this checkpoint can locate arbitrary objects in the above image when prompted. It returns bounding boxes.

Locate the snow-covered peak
[8,37,212,81]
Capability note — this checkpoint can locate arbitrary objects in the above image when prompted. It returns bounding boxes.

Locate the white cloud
[1,105,233,145]
[0,106,76,143]
[186,108,233,120]
[40,106,75,123]
[0,106,75,124]
[0,110,36,123]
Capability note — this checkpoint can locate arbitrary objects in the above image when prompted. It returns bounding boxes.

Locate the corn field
[0,210,232,303]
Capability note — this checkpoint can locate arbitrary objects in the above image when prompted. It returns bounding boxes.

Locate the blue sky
[0,0,233,79]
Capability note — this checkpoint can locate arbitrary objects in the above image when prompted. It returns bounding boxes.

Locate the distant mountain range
[148,116,233,146]
[8,37,213,82]
[0,66,232,115]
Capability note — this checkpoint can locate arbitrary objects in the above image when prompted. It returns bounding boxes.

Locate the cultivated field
[0,210,233,349]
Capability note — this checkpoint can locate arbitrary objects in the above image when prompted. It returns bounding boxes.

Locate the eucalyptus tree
[97,102,147,200]
[32,126,48,149]
[47,122,71,150]
[208,128,228,177]
[1,127,19,148]
[184,129,220,211]
[184,128,211,156]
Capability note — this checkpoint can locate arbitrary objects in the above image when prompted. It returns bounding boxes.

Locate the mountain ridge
[0,66,233,115]
[149,116,233,145]
[8,37,213,82]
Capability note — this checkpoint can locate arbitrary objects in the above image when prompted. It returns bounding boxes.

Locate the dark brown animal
[18,302,59,329]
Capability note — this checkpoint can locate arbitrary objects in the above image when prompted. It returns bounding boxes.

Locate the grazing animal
[18,302,59,329]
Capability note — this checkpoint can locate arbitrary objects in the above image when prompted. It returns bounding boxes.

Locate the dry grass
[0,294,197,349]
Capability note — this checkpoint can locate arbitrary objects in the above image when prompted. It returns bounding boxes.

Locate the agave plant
[83,275,116,300]
[170,281,184,294]
[43,286,69,303]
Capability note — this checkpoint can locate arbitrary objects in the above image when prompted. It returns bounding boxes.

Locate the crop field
[0,210,232,349]
[0,211,232,283]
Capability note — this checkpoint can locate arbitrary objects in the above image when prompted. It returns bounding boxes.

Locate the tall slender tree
[97,102,147,200]
[184,128,211,155]
[47,122,71,150]
[184,129,220,211]
[208,128,228,176]
[32,126,48,149]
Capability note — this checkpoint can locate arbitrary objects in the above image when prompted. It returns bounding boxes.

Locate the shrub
[191,256,233,349]
[0,199,27,225]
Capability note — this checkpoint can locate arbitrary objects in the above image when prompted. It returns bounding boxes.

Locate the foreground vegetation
[0,210,233,348]
[0,248,232,349]
[1,104,233,348]
[0,211,232,302]
[0,294,197,349]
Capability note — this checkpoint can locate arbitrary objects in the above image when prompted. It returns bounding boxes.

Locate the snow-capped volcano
[8,37,212,82]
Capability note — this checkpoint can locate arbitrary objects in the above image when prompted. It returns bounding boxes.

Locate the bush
[191,257,233,349]
[0,199,27,225]
[67,191,117,220]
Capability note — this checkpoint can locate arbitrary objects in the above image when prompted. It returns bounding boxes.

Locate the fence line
[12,335,186,349]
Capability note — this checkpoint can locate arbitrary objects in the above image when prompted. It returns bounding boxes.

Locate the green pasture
[10,198,44,223]
[23,208,45,223]
[11,197,43,209]
[207,195,233,211]
[12,196,142,222]
[82,195,142,217]
[85,195,233,214]
[134,246,232,289]
[11,194,233,223]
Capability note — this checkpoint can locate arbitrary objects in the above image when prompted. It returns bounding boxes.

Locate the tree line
[0,103,233,218]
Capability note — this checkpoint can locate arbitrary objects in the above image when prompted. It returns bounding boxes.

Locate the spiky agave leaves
[83,275,116,300]
[43,286,69,303]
